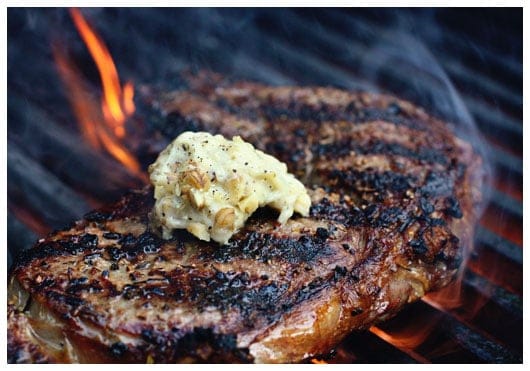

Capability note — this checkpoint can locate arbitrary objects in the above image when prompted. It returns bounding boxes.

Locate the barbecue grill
[7,8,522,363]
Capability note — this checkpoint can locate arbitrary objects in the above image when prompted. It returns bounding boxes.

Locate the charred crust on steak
[8,71,484,363]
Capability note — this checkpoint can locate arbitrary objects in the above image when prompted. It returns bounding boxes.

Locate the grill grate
[7,8,522,363]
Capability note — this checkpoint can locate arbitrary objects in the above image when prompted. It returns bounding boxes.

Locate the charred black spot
[241,283,289,313]
[80,234,98,248]
[351,308,364,316]
[121,285,138,300]
[180,268,289,321]
[310,195,412,230]
[209,231,330,265]
[364,204,378,221]
[172,288,185,301]
[328,169,415,194]
[141,329,155,343]
[420,171,454,198]
[140,329,168,347]
[350,270,361,282]
[316,227,330,240]
[103,232,121,240]
[107,247,122,261]
[13,235,102,267]
[45,291,85,310]
[216,333,237,350]
[109,342,128,358]
[215,98,239,115]
[398,217,416,233]
[67,277,102,295]
[428,218,446,227]
[294,277,329,306]
[121,284,166,300]
[310,197,351,225]
[314,140,448,165]
[36,278,55,290]
[387,102,402,115]
[84,252,101,264]
[410,238,428,255]
[444,196,463,218]
[375,207,407,227]
[420,197,435,214]
[84,210,111,222]
[69,277,88,286]
[107,232,163,262]
[333,266,348,281]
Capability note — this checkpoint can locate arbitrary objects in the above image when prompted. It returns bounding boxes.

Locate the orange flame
[54,8,145,181]
[70,8,134,135]
[310,359,328,364]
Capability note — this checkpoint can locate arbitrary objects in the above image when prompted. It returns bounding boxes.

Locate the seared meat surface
[8,72,483,363]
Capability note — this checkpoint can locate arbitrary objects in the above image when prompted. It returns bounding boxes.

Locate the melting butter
[148,131,311,244]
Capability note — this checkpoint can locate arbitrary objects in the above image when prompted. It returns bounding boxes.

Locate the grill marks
[17,232,346,327]
[313,140,449,165]
[158,86,456,170]
[206,230,333,264]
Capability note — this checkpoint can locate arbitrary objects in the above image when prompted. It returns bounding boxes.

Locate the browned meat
[8,72,484,363]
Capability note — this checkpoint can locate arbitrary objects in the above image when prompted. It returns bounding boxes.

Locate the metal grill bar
[447,321,521,363]
[302,9,522,97]
[7,143,90,229]
[474,226,522,264]
[488,188,522,218]
[463,270,522,318]
[8,94,142,201]
[488,146,523,176]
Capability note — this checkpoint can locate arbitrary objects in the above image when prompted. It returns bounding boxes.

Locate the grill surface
[7,8,522,363]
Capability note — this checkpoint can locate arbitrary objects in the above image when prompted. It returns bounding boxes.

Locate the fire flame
[310,358,328,364]
[53,8,145,181]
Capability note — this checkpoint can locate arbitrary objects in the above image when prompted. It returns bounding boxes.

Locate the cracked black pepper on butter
[148,131,311,244]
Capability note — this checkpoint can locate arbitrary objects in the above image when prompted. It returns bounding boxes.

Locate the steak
[8,72,484,363]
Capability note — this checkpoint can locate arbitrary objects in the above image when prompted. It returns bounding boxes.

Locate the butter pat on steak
[148,131,311,244]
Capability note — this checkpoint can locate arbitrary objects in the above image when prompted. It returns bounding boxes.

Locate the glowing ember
[54,8,144,181]
[310,358,328,364]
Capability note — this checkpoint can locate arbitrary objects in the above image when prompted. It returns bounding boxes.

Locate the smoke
[356,18,492,211]
[349,14,494,311]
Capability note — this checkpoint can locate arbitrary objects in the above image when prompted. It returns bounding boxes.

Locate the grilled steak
[8,72,484,363]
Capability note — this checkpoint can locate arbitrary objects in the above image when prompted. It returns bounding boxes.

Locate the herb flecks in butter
[148,131,311,244]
